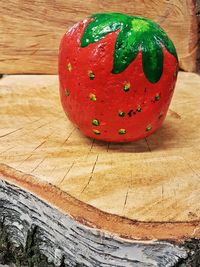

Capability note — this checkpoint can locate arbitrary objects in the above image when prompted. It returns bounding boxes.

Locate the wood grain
[196,0,200,72]
[0,72,200,241]
[0,0,198,74]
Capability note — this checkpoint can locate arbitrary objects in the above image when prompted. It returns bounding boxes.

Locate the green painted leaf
[142,37,164,83]
[81,13,130,47]
[158,32,178,60]
[112,27,140,74]
[80,13,178,83]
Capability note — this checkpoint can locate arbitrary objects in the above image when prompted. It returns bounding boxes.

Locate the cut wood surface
[0,72,200,242]
[0,180,189,267]
[0,0,199,74]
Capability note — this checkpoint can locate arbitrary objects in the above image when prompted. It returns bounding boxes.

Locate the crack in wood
[81,154,99,194]
[32,140,47,152]
[30,157,46,173]
[49,127,76,175]
[59,161,75,186]
[86,139,95,159]
[17,140,48,168]
[62,127,76,145]
[36,120,57,130]
[0,127,23,138]
[0,119,52,145]
[122,188,129,213]
[161,185,164,200]
[17,154,33,168]
[16,126,58,168]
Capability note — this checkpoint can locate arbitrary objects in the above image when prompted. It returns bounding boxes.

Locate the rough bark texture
[0,179,190,267]
[176,240,200,267]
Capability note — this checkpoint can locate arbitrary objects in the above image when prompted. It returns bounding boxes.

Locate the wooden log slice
[0,72,200,266]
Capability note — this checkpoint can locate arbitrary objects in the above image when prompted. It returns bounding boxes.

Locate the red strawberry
[59,13,178,142]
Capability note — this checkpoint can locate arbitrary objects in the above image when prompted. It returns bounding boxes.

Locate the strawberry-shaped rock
[59,13,178,142]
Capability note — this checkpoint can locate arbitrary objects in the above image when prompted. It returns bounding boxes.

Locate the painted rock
[59,13,178,143]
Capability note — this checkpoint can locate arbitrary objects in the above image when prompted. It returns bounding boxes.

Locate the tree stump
[0,72,200,266]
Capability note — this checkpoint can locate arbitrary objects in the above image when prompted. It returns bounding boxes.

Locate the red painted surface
[59,19,178,142]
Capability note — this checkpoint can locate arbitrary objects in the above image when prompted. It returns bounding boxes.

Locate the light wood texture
[0,0,199,74]
[0,72,200,242]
